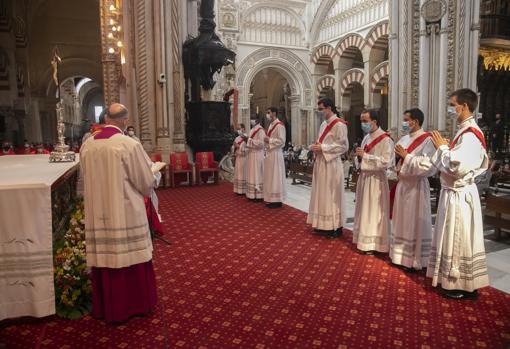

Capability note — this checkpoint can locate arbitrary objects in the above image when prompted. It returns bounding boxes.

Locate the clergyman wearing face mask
[126,126,140,143]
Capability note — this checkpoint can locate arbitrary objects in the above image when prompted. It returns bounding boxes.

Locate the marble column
[289,94,301,146]
[99,0,122,106]
[392,0,481,137]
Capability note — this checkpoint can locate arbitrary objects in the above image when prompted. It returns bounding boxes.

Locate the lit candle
[256,106,259,114]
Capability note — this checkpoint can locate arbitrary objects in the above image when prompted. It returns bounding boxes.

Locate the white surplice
[307,116,349,230]
[80,125,156,269]
[426,117,489,292]
[245,124,265,199]
[232,135,247,194]
[390,129,437,269]
[264,120,286,203]
[353,127,394,252]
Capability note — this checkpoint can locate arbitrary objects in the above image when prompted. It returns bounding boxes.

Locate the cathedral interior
[1,0,510,347]
[0,0,507,157]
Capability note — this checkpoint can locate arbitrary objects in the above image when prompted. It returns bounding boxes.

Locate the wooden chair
[484,194,510,240]
[195,152,219,185]
[288,162,313,185]
[169,152,193,188]
[150,153,167,188]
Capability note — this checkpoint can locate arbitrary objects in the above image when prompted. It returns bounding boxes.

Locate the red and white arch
[311,43,335,65]
[340,68,364,96]
[370,61,389,93]
[336,33,365,60]
[316,75,335,98]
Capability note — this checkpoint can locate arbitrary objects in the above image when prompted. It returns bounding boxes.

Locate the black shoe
[266,202,283,208]
[325,227,343,239]
[401,266,416,273]
[442,289,479,300]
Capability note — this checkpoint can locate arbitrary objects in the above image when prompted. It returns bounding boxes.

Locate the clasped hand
[309,143,321,152]
[394,144,408,159]
[431,131,449,149]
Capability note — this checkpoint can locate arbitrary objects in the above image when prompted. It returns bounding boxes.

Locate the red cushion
[195,152,216,170]
[151,153,162,162]
[170,152,190,171]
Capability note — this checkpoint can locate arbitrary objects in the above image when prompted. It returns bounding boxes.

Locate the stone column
[153,0,171,157]
[289,94,301,146]
[394,0,480,137]
[99,0,122,106]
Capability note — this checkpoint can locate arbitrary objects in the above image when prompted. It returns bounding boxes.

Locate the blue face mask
[402,121,411,134]
[361,122,372,134]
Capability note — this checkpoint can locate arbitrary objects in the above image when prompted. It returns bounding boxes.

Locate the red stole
[406,132,431,153]
[364,132,391,154]
[318,118,344,143]
[236,138,245,146]
[450,127,486,150]
[396,132,431,165]
[267,121,284,137]
[391,132,430,218]
[94,126,123,140]
[249,126,265,139]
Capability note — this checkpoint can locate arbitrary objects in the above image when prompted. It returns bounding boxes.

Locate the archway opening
[53,76,104,146]
[250,68,293,144]
[345,83,364,146]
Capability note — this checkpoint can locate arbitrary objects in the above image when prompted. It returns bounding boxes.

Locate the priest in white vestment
[307,98,349,239]
[391,108,437,271]
[353,110,394,253]
[80,103,158,322]
[427,88,489,300]
[232,123,248,194]
[245,119,266,200]
[263,107,287,208]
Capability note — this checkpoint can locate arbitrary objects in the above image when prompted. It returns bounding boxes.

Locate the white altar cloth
[0,155,79,320]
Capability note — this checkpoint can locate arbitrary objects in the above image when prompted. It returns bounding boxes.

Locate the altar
[0,155,79,321]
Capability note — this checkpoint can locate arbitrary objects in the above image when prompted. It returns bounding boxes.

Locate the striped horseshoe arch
[311,43,335,66]
[371,61,389,93]
[336,33,365,59]
[340,68,364,96]
[316,75,335,98]
[363,20,389,51]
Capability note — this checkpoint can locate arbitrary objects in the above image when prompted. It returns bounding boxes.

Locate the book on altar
[151,162,166,173]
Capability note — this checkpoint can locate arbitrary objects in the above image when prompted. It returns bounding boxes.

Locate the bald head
[107,103,128,119]
[105,103,129,130]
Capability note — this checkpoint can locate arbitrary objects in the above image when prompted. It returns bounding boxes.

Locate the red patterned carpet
[1,182,510,349]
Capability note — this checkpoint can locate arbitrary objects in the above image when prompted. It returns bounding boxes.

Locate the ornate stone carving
[133,0,151,141]
[99,0,122,106]
[411,0,421,106]
[171,0,184,139]
[0,47,9,90]
[420,0,447,23]
[445,0,457,133]
[13,16,27,48]
[219,0,239,32]
[237,48,311,91]
[457,0,466,87]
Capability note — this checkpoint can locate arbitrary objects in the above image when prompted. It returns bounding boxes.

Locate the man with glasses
[307,98,349,239]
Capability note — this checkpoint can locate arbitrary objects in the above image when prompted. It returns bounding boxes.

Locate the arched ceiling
[28,0,102,96]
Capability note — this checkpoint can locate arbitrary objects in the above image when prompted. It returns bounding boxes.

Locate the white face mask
[128,130,135,136]
[447,106,458,118]
[250,120,256,126]
[266,113,272,121]
[237,129,244,135]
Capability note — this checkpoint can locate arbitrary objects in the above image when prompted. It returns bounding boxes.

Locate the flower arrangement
[53,199,92,319]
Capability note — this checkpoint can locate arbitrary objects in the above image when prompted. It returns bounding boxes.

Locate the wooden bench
[484,194,510,240]
[289,162,313,185]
